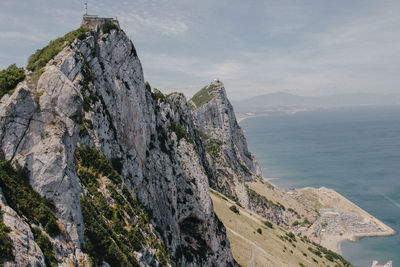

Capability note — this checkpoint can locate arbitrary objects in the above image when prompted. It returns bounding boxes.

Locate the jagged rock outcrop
[190,81,300,227]
[0,24,236,266]
[190,81,261,207]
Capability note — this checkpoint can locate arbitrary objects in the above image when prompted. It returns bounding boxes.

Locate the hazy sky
[0,0,399,100]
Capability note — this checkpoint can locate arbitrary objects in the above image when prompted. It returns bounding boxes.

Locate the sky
[0,0,399,100]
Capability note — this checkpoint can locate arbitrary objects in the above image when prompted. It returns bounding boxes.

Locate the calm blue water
[240,106,400,267]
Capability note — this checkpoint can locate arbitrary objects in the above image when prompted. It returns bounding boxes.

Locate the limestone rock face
[191,81,262,207]
[190,81,299,226]
[0,28,236,266]
[0,188,46,267]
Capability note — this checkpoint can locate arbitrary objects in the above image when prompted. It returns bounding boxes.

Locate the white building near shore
[371,260,392,267]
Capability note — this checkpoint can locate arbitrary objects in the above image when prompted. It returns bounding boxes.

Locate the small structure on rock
[80,2,119,32]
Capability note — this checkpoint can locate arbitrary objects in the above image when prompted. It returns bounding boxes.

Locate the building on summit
[81,2,119,32]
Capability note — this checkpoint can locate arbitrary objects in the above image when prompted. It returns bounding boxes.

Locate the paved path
[250,245,255,267]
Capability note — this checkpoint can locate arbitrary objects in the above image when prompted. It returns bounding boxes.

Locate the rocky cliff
[0,24,236,266]
[189,81,261,207]
[190,81,301,226]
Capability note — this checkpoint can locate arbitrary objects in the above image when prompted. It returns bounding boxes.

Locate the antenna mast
[84,1,88,15]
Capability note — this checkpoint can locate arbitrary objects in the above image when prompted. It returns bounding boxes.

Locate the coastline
[250,178,395,254]
[236,108,310,123]
[296,186,396,254]
[236,113,267,123]
[238,107,398,260]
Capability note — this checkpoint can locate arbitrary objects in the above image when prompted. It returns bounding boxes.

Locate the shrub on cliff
[31,227,57,267]
[27,28,89,72]
[102,20,119,34]
[0,64,25,98]
[75,145,170,266]
[0,209,14,263]
[0,161,60,237]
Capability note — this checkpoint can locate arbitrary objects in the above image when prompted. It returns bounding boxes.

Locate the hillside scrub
[102,20,119,34]
[27,28,89,72]
[0,64,25,98]
[205,139,223,159]
[229,205,240,214]
[31,227,57,267]
[189,83,219,110]
[0,161,60,237]
[0,209,14,263]
[263,221,274,229]
[75,145,169,266]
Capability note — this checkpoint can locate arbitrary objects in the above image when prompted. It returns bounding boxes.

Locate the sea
[239,106,400,267]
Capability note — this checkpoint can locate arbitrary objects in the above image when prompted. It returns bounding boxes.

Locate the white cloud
[1,0,399,100]
[125,14,188,36]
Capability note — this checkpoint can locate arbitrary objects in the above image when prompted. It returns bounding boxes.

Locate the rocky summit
[0,21,236,266]
[190,81,262,207]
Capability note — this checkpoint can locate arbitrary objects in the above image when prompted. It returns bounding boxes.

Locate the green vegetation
[314,244,352,266]
[188,101,196,111]
[78,51,96,113]
[79,118,93,138]
[256,228,262,234]
[101,20,119,34]
[246,186,283,210]
[196,128,209,141]
[229,205,240,214]
[308,247,322,257]
[75,146,121,184]
[288,207,297,214]
[301,218,311,226]
[307,244,353,267]
[204,139,223,159]
[189,83,219,110]
[0,64,25,98]
[263,220,274,229]
[292,220,300,226]
[27,28,89,72]
[152,89,166,102]
[168,122,193,143]
[0,161,60,237]
[145,81,151,92]
[286,232,296,242]
[0,209,14,263]
[79,125,89,138]
[31,227,57,267]
[75,145,169,266]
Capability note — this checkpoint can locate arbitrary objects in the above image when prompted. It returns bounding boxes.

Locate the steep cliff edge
[0,24,236,266]
[189,81,261,207]
[190,81,302,226]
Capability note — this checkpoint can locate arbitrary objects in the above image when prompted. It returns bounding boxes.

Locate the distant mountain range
[232,92,400,113]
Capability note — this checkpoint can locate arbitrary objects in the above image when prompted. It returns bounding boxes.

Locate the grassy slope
[188,83,219,110]
[211,189,346,267]
[246,180,319,225]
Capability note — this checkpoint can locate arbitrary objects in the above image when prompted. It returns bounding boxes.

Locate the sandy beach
[236,108,309,123]
[236,113,264,123]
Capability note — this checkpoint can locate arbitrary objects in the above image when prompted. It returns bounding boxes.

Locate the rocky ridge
[0,24,236,266]
[190,81,261,207]
[190,81,299,226]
